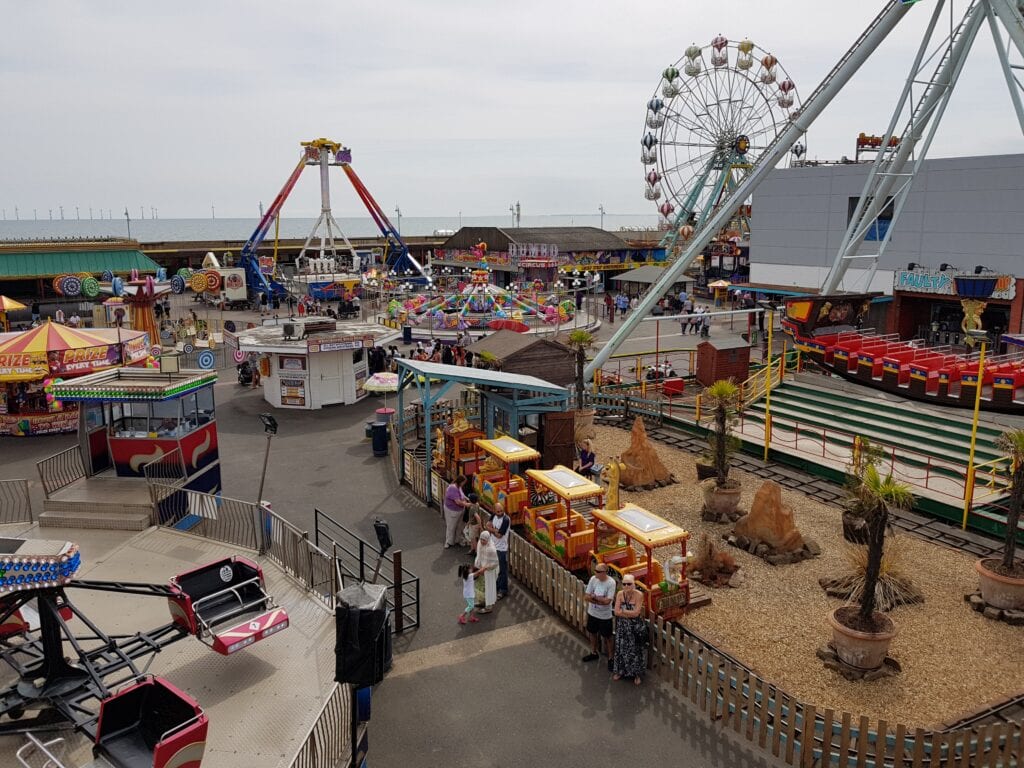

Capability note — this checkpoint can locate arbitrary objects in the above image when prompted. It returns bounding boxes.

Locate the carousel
[0,322,151,436]
[384,262,596,335]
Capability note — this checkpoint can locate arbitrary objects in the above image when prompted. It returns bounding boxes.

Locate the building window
[847,196,895,241]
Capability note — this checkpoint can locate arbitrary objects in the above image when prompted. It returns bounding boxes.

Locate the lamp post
[758,301,776,462]
[598,204,606,229]
[256,413,278,507]
[962,329,989,529]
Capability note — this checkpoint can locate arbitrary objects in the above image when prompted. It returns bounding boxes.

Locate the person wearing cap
[612,574,647,685]
[582,564,616,668]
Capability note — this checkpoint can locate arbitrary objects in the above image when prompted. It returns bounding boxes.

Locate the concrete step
[745,399,1004,466]
[778,380,1005,445]
[40,500,153,531]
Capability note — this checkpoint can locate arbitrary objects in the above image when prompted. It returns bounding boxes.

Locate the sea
[0,214,660,244]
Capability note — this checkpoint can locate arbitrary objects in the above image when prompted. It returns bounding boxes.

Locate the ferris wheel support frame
[822,0,986,294]
[658,154,718,251]
[586,0,916,378]
[985,0,1024,136]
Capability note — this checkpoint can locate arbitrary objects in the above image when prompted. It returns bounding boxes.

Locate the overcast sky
[2,0,1018,220]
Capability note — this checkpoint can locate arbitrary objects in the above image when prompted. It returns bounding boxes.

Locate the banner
[122,334,151,364]
[0,352,49,381]
[0,407,79,436]
[49,345,120,375]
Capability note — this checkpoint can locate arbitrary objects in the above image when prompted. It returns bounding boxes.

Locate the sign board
[893,269,1016,300]
[0,353,49,381]
[280,377,306,407]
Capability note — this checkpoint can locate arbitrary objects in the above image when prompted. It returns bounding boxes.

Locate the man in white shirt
[486,502,511,599]
[582,564,616,669]
[54,307,66,324]
[68,313,81,328]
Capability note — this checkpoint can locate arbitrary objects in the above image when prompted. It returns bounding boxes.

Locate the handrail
[0,479,32,524]
[36,446,85,498]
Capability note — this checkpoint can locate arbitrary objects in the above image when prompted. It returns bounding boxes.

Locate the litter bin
[365,420,377,439]
[371,421,389,457]
[402,325,412,345]
[334,582,392,687]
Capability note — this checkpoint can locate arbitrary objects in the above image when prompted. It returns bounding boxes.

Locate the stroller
[237,360,254,386]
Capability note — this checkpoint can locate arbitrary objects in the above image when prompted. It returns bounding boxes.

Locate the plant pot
[701,478,742,518]
[842,510,869,544]
[828,606,896,671]
[975,558,1024,610]
[695,461,717,482]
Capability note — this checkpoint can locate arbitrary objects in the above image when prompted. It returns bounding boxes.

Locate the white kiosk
[225,318,400,410]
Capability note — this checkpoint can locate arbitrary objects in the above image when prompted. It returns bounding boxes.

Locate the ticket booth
[51,368,222,494]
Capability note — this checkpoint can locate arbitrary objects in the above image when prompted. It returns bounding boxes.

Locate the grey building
[749,153,1024,294]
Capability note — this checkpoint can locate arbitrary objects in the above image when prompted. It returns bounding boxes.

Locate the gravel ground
[594,423,1024,728]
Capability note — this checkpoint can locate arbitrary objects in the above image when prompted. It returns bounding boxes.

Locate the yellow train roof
[592,503,689,548]
[473,437,541,463]
[525,465,604,500]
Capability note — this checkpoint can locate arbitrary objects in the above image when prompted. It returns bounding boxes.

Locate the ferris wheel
[641,36,802,255]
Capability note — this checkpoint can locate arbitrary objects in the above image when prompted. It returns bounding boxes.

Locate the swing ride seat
[167,557,289,656]
[94,676,208,768]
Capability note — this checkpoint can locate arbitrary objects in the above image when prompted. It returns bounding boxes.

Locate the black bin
[371,422,389,457]
[335,583,392,687]
[402,325,412,345]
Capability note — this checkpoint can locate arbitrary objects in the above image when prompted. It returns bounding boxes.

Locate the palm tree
[702,380,740,487]
[566,329,595,409]
[995,428,1024,572]
[850,463,914,622]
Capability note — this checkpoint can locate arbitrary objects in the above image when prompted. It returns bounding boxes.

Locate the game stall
[0,322,150,436]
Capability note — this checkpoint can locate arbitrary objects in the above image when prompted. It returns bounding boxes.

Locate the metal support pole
[985,0,1024,136]
[393,549,405,633]
[584,0,914,379]
[962,341,987,529]
[764,315,774,463]
[256,432,273,505]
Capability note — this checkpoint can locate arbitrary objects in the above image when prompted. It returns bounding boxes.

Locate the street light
[962,328,989,529]
[598,204,605,229]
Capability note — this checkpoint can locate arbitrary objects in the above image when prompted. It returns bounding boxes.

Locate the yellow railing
[969,455,1014,503]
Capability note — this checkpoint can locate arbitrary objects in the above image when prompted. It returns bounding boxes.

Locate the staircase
[739,372,1022,535]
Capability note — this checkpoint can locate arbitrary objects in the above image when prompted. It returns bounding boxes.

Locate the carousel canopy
[0,296,27,312]
[0,322,149,382]
[0,321,120,354]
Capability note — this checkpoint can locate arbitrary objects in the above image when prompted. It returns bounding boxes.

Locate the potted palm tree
[566,329,595,410]
[700,380,743,519]
[975,428,1024,610]
[827,463,913,671]
[565,329,597,442]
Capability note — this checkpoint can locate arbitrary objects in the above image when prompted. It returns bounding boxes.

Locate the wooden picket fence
[508,533,1022,767]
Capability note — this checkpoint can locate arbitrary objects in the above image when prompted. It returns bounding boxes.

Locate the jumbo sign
[894,269,1016,300]
[0,353,48,380]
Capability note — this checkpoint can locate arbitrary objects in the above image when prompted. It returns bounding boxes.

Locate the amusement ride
[643,36,801,260]
[588,0,1024,380]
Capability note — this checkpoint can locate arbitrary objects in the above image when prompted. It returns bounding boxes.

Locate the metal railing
[289,683,359,768]
[150,484,339,610]
[0,479,32,524]
[314,508,421,633]
[142,447,187,507]
[36,446,85,498]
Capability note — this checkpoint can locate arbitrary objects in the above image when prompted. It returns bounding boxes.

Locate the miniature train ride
[472,436,541,525]
[590,503,692,619]
[784,292,1024,414]
[0,537,289,768]
[524,466,606,572]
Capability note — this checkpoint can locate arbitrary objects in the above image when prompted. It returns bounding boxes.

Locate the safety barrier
[149,483,339,610]
[0,479,32,524]
[289,683,362,768]
[36,445,85,498]
[142,447,188,507]
[314,509,421,633]
[508,531,1022,767]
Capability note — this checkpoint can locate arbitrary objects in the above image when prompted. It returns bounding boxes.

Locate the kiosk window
[114,403,151,435]
[151,399,183,437]
[196,387,215,422]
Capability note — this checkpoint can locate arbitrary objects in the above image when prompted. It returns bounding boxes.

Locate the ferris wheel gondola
[642,36,803,257]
